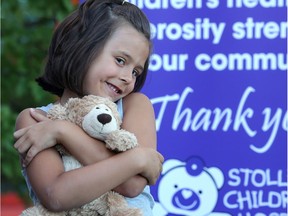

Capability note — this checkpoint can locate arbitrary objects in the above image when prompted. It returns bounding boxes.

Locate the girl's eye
[116,57,125,65]
[132,69,140,77]
[116,56,141,77]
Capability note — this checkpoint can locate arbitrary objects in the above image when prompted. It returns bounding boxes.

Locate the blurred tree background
[1,0,77,204]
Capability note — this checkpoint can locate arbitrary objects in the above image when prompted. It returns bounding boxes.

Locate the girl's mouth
[106,82,122,94]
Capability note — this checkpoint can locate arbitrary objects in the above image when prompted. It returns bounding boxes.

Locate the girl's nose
[119,69,133,83]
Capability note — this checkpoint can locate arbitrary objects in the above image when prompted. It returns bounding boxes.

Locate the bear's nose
[97,113,112,125]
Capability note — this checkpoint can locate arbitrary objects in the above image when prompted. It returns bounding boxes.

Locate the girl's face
[83,24,150,102]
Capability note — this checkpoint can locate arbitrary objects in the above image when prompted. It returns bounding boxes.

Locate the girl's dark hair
[36,0,152,97]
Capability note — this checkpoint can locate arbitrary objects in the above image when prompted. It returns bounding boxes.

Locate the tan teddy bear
[21,95,142,216]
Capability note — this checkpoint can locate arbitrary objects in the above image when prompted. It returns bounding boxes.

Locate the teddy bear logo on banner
[153,156,231,216]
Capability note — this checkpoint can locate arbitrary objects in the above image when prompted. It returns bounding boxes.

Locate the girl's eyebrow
[119,51,144,72]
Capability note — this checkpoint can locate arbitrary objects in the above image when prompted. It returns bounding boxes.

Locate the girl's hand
[138,148,164,185]
[14,109,59,167]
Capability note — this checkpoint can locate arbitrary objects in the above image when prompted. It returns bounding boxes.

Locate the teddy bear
[21,95,142,216]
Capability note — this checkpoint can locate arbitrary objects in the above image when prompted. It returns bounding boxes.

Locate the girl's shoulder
[15,108,37,130]
[15,103,53,130]
[122,92,154,115]
[123,92,151,106]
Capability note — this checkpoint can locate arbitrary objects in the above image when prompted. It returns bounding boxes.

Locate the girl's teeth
[109,84,119,93]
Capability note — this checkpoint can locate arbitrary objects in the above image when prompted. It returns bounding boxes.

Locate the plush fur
[21,95,141,216]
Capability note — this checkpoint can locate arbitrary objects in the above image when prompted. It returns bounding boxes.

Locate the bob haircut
[36,0,152,97]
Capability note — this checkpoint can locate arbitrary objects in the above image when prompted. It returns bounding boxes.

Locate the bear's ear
[65,97,93,126]
[47,104,67,120]
[162,159,184,175]
[205,167,224,189]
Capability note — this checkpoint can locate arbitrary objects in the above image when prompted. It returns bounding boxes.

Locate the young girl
[13,0,164,215]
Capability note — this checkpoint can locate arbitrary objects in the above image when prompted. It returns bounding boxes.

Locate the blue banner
[129,0,288,215]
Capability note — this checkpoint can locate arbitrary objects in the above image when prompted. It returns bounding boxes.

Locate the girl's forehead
[106,24,150,58]
[111,24,148,42]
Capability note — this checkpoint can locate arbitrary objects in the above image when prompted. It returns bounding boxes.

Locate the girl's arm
[56,93,157,196]
[113,92,158,196]
[15,109,163,211]
[14,109,115,166]
[14,93,159,197]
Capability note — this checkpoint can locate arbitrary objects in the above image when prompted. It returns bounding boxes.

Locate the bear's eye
[198,190,202,194]
[105,109,109,111]
[95,107,100,109]
[174,185,178,189]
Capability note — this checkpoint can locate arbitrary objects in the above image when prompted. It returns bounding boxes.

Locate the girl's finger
[29,108,49,122]
[14,136,31,154]
[13,127,29,139]
[23,147,38,167]
[159,153,164,164]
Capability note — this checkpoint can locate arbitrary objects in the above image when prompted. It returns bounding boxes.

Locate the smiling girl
[14,0,163,215]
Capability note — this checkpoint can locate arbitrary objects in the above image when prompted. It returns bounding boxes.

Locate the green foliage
[1,0,76,197]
